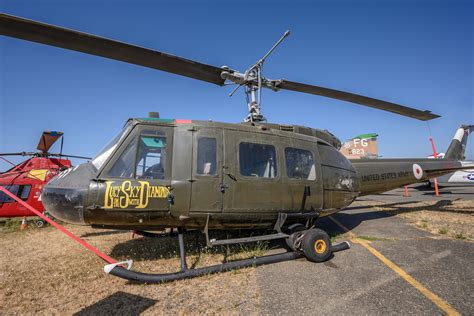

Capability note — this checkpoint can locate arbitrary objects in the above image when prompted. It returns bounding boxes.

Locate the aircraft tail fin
[340,133,379,159]
[444,125,473,161]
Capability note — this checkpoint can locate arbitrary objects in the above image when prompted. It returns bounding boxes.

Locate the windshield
[92,122,133,170]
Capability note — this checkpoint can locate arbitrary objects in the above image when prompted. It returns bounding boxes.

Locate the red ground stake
[432,177,440,196]
[404,186,409,197]
[0,186,117,264]
[429,137,440,196]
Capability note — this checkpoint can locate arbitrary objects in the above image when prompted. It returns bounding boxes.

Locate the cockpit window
[107,139,137,178]
[136,132,167,180]
[92,123,133,170]
[104,128,169,180]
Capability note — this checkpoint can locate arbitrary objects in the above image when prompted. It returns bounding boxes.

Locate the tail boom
[352,158,468,196]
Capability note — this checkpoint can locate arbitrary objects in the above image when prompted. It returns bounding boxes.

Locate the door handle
[226,173,237,182]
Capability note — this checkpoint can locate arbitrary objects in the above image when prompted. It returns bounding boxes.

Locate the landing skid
[105,225,350,284]
[106,249,303,283]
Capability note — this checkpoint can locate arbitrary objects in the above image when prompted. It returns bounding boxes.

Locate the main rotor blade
[277,80,440,121]
[0,13,225,85]
[37,130,63,153]
[0,152,35,156]
[49,153,91,160]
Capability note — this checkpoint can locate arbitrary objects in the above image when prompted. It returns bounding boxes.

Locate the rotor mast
[222,31,290,123]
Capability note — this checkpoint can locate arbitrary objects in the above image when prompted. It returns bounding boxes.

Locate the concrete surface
[257,185,473,315]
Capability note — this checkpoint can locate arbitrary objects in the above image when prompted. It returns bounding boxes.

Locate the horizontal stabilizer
[425,163,474,177]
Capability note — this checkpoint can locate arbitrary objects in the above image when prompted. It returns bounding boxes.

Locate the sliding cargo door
[222,130,284,213]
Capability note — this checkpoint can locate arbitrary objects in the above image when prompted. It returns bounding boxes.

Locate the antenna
[222,30,291,123]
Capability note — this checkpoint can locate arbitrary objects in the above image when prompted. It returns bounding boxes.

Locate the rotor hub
[220,31,290,123]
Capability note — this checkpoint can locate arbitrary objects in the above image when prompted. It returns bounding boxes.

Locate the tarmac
[257,185,473,315]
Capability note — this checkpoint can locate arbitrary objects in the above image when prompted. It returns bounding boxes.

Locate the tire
[301,228,332,262]
[285,223,306,251]
[35,220,45,228]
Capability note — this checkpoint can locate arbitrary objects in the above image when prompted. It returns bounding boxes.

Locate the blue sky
[0,0,473,170]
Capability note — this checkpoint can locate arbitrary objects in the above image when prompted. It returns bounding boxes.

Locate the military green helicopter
[1,13,470,283]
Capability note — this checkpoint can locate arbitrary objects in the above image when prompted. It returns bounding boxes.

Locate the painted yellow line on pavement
[329,216,460,316]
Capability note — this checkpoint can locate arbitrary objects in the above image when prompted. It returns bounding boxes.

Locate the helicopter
[0,13,471,283]
[426,125,474,188]
[0,130,90,227]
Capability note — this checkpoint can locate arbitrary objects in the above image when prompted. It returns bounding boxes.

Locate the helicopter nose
[41,164,93,225]
[41,185,85,225]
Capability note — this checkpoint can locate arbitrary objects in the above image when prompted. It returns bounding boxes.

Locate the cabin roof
[132,118,342,149]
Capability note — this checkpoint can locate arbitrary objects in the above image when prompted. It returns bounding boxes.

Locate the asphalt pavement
[256,186,473,315]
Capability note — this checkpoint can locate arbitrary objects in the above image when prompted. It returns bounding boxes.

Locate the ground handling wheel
[285,223,307,251]
[301,228,332,262]
[34,219,45,228]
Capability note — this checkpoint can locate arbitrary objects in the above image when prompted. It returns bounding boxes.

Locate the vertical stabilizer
[340,133,379,159]
[444,125,473,160]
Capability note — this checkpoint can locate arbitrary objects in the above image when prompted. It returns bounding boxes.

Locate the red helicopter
[0,131,90,227]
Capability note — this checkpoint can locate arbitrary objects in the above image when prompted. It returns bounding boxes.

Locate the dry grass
[371,199,474,241]
[0,224,264,314]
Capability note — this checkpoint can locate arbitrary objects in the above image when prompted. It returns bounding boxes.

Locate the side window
[0,185,30,203]
[0,185,19,203]
[108,140,137,178]
[239,143,277,178]
[285,147,316,180]
[19,185,31,200]
[136,134,167,179]
[197,137,217,175]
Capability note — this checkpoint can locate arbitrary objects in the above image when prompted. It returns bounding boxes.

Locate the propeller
[0,13,440,121]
